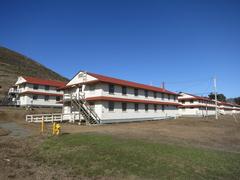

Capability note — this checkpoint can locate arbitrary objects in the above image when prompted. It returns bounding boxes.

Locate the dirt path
[0,107,80,180]
[0,122,31,137]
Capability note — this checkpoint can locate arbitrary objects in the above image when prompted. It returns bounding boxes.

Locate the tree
[208,93,226,102]
[234,97,240,105]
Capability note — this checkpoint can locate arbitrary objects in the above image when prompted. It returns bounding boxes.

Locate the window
[109,84,114,94]
[154,92,157,98]
[168,94,170,100]
[154,104,157,111]
[134,103,139,111]
[161,93,164,100]
[190,100,194,103]
[145,104,148,111]
[182,100,185,104]
[109,101,114,111]
[134,88,138,96]
[108,101,114,111]
[162,105,165,111]
[57,89,61,92]
[144,90,148,98]
[122,86,127,95]
[173,96,176,101]
[89,85,95,91]
[56,96,61,101]
[33,84,39,90]
[33,95,38,100]
[45,85,49,91]
[44,95,49,101]
[122,103,127,111]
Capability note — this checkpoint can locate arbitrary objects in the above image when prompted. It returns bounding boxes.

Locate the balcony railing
[63,92,85,101]
[8,88,21,94]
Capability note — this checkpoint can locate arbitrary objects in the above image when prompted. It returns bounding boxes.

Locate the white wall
[99,101,178,122]
[19,95,62,107]
[17,83,63,107]
[179,107,215,116]
[99,83,177,102]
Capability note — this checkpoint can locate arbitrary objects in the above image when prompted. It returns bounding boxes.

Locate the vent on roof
[78,73,84,78]
[78,72,87,81]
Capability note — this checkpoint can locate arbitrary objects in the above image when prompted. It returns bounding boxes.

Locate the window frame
[122,86,127,95]
[154,104,157,111]
[122,102,127,111]
[45,85,49,91]
[162,105,165,112]
[108,84,115,94]
[144,90,148,98]
[33,95,38,100]
[134,88,138,96]
[33,84,39,90]
[154,92,157,98]
[44,95,49,101]
[108,101,114,111]
[56,96,61,101]
[134,103,139,111]
[89,84,95,91]
[145,104,149,111]
[161,93,164,100]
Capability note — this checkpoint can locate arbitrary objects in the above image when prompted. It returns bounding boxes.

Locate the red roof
[20,91,63,96]
[218,101,236,107]
[60,72,178,95]
[22,76,66,87]
[178,93,214,102]
[86,96,181,106]
[87,72,178,95]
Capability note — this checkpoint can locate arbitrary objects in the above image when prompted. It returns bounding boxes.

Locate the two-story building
[178,92,216,116]
[178,92,240,116]
[9,76,66,107]
[61,71,180,124]
[218,101,240,115]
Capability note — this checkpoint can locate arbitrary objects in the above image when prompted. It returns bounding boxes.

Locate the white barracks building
[9,76,65,107]
[218,101,240,115]
[61,71,180,124]
[178,92,240,116]
[178,92,216,116]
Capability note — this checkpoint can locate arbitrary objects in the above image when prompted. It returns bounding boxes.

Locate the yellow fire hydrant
[52,122,61,135]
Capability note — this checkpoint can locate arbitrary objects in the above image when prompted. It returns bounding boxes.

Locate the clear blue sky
[0,0,240,98]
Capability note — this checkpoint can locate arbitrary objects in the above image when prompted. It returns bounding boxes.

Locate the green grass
[35,133,240,179]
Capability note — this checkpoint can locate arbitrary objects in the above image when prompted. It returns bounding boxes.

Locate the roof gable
[16,76,66,87]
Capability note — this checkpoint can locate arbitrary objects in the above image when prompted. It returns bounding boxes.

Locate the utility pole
[161,82,165,89]
[213,77,218,119]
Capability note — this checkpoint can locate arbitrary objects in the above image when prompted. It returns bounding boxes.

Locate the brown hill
[0,46,68,100]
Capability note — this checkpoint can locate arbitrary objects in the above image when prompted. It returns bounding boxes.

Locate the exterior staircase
[71,93,100,124]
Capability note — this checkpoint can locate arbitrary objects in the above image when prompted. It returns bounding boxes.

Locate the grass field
[35,133,240,180]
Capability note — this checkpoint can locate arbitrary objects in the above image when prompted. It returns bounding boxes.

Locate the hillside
[0,46,68,100]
